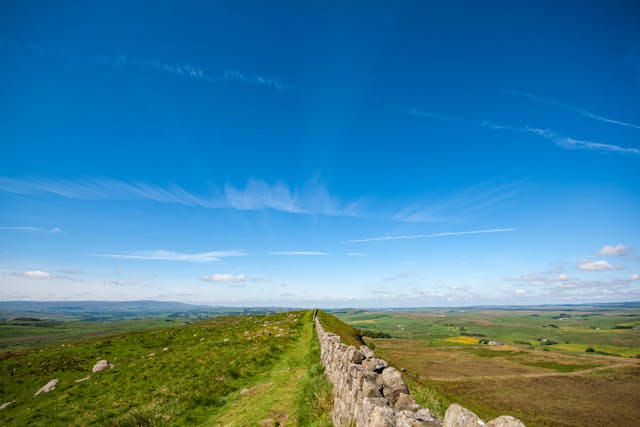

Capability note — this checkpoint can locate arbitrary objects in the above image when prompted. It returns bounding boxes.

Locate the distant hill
[0,300,294,321]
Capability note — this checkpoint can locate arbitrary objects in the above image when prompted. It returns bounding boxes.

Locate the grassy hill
[0,310,332,426]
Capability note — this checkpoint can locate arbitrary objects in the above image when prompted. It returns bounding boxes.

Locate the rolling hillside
[0,310,332,426]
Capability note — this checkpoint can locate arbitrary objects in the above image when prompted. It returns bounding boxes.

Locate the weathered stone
[92,359,114,373]
[379,367,409,404]
[416,408,442,425]
[361,345,375,359]
[349,348,365,363]
[486,416,526,427]
[360,371,383,398]
[369,404,397,427]
[443,404,486,426]
[395,392,421,412]
[396,410,442,427]
[75,376,90,383]
[362,357,389,373]
[34,378,59,396]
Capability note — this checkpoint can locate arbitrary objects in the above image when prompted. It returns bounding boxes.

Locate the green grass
[517,361,601,373]
[316,310,364,347]
[0,318,182,353]
[333,307,640,357]
[295,321,333,426]
[0,310,332,426]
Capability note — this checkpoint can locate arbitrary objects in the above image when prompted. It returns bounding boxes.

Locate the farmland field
[333,304,640,427]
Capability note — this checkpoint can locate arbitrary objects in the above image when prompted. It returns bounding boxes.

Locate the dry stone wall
[314,315,526,427]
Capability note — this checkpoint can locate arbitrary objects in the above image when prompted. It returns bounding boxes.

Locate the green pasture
[333,307,640,357]
[0,310,332,426]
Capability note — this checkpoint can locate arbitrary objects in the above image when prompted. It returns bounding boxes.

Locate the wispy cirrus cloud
[0,226,62,233]
[342,228,517,244]
[95,250,246,263]
[393,180,524,223]
[506,91,640,130]
[225,179,360,216]
[405,108,640,156]
[0,177,360,217]
[97,54,288,90]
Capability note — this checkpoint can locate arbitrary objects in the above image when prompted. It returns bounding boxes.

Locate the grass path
[212,312,316,426]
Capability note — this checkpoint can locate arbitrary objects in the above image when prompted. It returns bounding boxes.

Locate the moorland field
[333,303,640,427]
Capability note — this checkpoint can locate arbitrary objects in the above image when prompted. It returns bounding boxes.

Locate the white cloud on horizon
[19,270,53,279]
[342,228,518,244]
[346,252,367,256]
[578,259,617,271]
[405,108,640,156]
[506,91,640,130]
[201,274,247,283]
[5,270,77,281]
[596,244,631,257]
[505,271,570,286]
[95,250,246,263]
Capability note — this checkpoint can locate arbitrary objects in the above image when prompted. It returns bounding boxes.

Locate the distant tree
[585,347,595,353]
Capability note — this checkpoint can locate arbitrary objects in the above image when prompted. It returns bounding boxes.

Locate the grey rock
[34,378,59,396]
[0,401,14,411]
[379,367,409,404]
[369,405,397,427]
[486,416,526,427]
[443,404,486,426]
[349,348,365,363]
[395,392,421,412]
[92,359,114,373]
[361,345,375,359]
[396,410,442,427]
[362,357,389,373]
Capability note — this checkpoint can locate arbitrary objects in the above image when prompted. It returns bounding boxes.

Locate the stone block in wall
[369,405,397,427]
[362,356,389,373]
[396,410,442,427]
[378,367,410,404]
[349,347,365,363]
[443,404,486,426]
[486,416,526,427]
[361,345,375,359]
[394,392,421,412]
[359,370,383,398]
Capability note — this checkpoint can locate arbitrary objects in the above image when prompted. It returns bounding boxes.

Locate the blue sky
[1,1,639,307]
